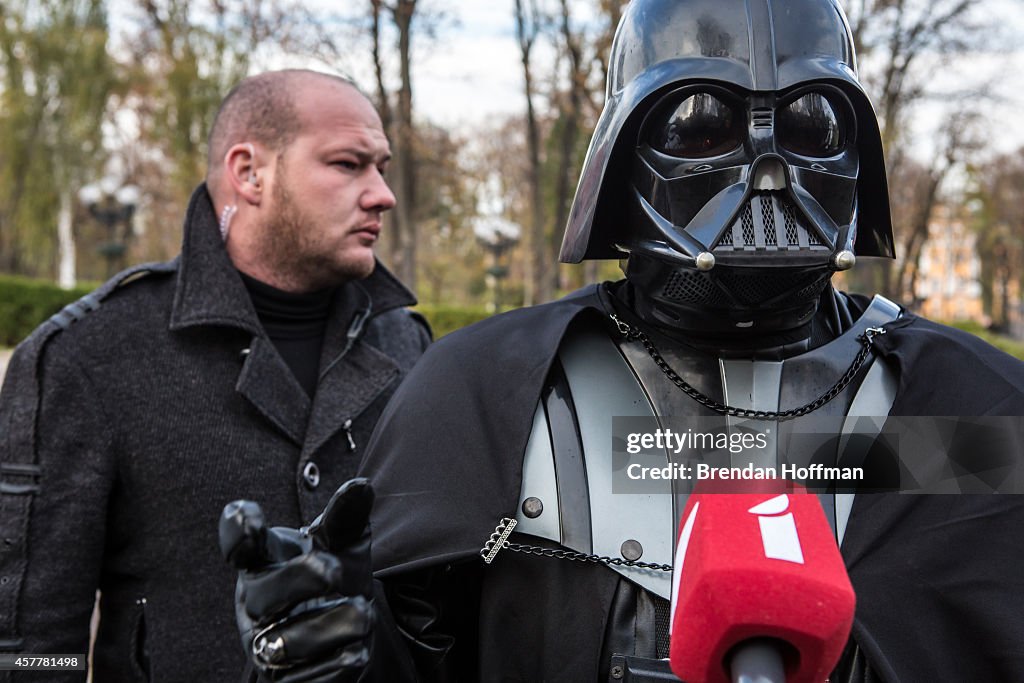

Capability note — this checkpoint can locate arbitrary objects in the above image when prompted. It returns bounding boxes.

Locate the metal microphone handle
[730,639,786,683]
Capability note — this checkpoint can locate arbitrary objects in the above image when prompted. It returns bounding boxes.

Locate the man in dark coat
[221,3,1024,682]
[0,70,429,682]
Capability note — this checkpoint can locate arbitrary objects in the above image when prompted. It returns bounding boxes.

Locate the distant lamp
[79,177,140,277]
[473,216,521,313]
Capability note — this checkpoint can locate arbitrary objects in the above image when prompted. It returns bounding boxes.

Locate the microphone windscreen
[669,481,855,683]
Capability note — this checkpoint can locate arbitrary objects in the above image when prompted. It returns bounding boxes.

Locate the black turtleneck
[239,271,335,397]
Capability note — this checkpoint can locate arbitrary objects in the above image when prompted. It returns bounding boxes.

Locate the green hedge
[0,275,495,348]
[413,304,493,339]
[0,275,94,347]
[947,320,1024,360]
[413,309,1024,358]
[3,275,1024,361]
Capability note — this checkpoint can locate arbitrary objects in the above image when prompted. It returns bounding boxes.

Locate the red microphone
[669,482,855,683]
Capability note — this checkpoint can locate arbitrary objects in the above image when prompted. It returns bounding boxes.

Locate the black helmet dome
[559,0,893,264]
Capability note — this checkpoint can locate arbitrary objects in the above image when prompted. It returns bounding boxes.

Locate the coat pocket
[128,597,151,682]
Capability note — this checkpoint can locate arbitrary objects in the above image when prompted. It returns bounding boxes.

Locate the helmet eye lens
[777,93,845,157]
[647,92,742,158]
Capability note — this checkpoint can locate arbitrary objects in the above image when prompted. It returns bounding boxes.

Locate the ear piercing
[219,204,238,241]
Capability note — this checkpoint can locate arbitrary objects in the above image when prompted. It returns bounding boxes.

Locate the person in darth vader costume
[219,0,1024,680]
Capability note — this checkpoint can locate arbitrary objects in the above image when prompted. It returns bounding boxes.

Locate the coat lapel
[300,269,416,460]
[302,341,400,459]
[236,336,311,446]
[168,186,311,445]
[167,185,418,453]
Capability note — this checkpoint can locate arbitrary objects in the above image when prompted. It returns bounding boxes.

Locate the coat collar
[168,184,416,334]
[167,184,418,450]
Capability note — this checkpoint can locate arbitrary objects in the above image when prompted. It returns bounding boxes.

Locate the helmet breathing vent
[752,108,773,129]
[719,225,734,246]
[795,274,830,300]
[714,192,829,252]
[662,271,728,305]
[782,201,800,245]
[657,268,828,308]
[741,204,756,245]
[760,198,778,246]
[718,271,826,306]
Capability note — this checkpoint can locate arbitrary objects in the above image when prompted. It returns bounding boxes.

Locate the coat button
[302,462,321,490]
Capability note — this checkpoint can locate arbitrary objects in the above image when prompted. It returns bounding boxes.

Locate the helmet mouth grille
[625,250,832,334]
[716,270,828,306]
[662,270,730,305]
[713,192,826,252]
[660,269,829,307]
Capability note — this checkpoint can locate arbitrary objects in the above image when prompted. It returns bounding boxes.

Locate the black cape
[360,284,1024,681]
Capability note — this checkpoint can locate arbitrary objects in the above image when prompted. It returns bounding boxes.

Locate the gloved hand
[220,478,376,683]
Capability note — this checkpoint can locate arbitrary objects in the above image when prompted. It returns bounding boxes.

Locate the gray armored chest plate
[514,296,900,599]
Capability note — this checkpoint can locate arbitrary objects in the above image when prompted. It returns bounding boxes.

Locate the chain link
[503,541,674,572]
[479,320,886,573]
[480,517,673,571]
[610,314,886,420]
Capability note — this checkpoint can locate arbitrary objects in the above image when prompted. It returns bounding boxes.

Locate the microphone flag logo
[748,494,804,564]
[668,486,856,683]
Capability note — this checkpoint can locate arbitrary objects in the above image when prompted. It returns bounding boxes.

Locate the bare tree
[514,0,548,304]
[589,0,624,108]
[362,1,421,290]
[895,110,983,300]
[412,123,478,306]
[545,0,624,293]
[391,0,419,290]
[971,148,1024,332]
[0,0,114,280]
[574,0,624,289]
[845,0,986,152]
[370,0,394,134]
[840,0,994,300]
[550,0,585,293]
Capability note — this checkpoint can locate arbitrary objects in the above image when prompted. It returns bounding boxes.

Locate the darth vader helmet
[561,0,894,334]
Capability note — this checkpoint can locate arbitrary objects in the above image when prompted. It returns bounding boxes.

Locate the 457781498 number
[0,654,86,671]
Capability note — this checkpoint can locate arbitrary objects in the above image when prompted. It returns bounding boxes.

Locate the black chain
[609,314,887,420]
[504,541,674,572]
[479,320,886,573]
[480,518,673,571]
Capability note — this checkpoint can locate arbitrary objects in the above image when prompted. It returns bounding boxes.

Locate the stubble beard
[254,162,375,292]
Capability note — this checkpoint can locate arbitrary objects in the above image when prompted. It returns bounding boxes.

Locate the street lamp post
[473,216,521,313]
[78,178,140,278]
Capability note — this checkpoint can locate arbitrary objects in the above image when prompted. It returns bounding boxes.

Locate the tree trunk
[57,187,77,289]
[895,173,941,302]
[393,0,418,291]
[995,260,1010,332]
[369,0,402,276]
[514,0,545,305]
[0,110,44,274]
[551,0,583,295]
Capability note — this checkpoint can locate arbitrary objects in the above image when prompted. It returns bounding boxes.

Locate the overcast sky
[111,0,1024,161]
[344,0,1024,161]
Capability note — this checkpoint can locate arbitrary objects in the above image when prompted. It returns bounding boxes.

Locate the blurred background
[2,0,1024,357]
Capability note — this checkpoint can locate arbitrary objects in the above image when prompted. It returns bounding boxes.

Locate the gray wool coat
[0,186,430,682]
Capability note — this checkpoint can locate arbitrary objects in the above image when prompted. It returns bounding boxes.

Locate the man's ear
[224,142,263,205]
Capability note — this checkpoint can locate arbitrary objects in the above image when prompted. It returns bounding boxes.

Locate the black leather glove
[220,478,376,683]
